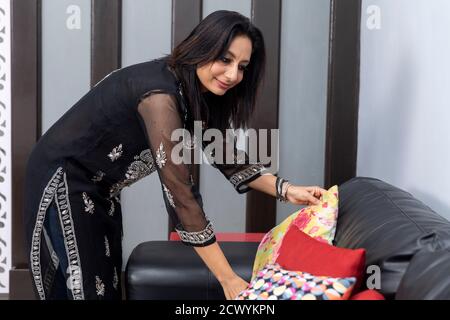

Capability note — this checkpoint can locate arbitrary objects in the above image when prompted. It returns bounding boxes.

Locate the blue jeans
[44,202,70,299]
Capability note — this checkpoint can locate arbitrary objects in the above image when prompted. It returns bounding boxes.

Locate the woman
[24,10,325,300]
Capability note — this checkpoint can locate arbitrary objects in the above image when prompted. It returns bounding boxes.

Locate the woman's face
[196,35,252,95]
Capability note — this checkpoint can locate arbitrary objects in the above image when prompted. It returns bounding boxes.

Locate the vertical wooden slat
[324,0,362,188]
[245,0,281,233]
[169,0,202,236]
[172,0,202,49]
[91,0,122,87]
[171,0,202,185]
[10,0,41,299]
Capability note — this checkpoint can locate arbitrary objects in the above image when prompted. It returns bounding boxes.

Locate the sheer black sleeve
[137,92,216,247]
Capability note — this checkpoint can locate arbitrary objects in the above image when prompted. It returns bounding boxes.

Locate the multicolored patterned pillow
[236,263,356,300]
[251,185,339,280]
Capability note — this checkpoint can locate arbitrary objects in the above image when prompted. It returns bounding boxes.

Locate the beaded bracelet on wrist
[276,177,289,202]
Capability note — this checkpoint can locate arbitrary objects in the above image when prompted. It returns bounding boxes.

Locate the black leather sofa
[125,177,450,300]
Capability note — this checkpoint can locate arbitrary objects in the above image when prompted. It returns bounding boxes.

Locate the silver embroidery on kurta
[91,171,105,183]
[96,276,105,296]
[175,220,215,245]
[109,149,156,198]
[108,144,123,162]
[229,163,267,190]
[113,267,119,290]
[59,173,85,299]
[82,192,95,214]
[155,142,167,168]
[108,200,115,216]
[162,184,176,208]
[30,169,63,300]
[104,236,110,257]
[30,167,85,300]
[183,134,198,150]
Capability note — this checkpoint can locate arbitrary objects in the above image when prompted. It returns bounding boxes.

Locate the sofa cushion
[396,249,450,300]
[276,226,366,290]
[236,263,356,300]
[290,185,339,243]
[251,185,339,280]
[335,177,450,299]
[350,289,385,300]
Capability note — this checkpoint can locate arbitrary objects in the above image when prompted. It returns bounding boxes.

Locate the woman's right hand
[286,185,327,206]
[219,273,249,300]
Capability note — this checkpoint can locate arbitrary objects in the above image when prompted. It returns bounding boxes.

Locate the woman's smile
[215,78,232,90]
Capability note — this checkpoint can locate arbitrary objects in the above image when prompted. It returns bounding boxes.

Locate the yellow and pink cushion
[236,263,356,300]
[251,185,339,280]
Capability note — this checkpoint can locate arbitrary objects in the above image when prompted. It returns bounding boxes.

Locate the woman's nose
[224,65,238,83]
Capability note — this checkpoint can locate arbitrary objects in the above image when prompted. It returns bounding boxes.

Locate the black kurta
[24,58,266,300]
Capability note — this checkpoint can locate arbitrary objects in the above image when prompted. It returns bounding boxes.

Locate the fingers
[224,283,247,300]
[307,193,320,205]
[228,289,238,300]
[306,186,327,198]
[313,187,326,197]
[302,187,325,205]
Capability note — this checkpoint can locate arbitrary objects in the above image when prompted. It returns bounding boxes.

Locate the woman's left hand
[285,185,327,206]
[220,274,249,300]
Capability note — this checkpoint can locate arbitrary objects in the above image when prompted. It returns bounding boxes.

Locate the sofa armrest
[125,241,259,300]
[396,249,450,300]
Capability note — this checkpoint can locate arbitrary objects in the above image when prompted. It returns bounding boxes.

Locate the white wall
[42,0,91,133]
[121,0,172,67]
[358,0,450,220]
[277,0,330,224]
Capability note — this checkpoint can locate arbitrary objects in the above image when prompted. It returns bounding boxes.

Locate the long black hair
[167,10,266,134]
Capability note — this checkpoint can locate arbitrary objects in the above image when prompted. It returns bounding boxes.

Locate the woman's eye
[220,57,230,63]
[239,65,248,71]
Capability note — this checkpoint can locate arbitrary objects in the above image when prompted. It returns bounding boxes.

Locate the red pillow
[276,226,366,289]
[350,290,385,300]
